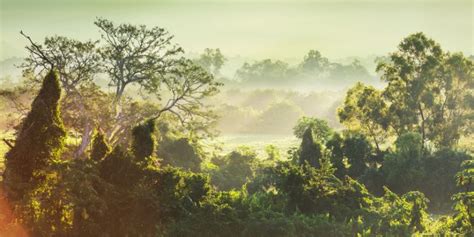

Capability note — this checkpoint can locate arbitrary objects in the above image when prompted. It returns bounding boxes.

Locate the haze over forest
[2,0,472,137]
[1,0,472,61]
[0,0,473,236]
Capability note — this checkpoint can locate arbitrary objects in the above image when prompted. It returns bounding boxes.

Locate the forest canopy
[0,17,473,237]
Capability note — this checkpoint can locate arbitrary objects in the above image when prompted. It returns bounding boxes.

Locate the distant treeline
[194,48,379,90]
[0,18,472,237]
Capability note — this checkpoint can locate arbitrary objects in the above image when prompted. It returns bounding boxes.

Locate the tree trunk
[418,103,426,150]
[373,136,381,153]
[367,124,381,153]
[75,122,93,159]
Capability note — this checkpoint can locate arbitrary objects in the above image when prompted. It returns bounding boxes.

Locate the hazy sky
[0,0,472,61]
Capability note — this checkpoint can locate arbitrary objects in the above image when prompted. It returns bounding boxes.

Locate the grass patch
[206,133,299,158]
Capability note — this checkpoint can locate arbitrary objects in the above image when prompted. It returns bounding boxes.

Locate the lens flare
[0,187,28,237]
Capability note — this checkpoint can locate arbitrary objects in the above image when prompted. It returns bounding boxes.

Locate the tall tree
[195,48,226,75]
[19,19,221,156]
[377,32,442,145]
[95,18,183,101]
[150,59,222,133]
[95,19,222,142]
[338,82,389,152]
[298,49,329,75]
[431,53,474,147]
[3,70,66,200]
[20,32,102,158]
[298,128,322,168]
[21,33,100,95]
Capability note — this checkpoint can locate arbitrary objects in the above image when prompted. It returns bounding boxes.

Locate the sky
[0,0,473,61]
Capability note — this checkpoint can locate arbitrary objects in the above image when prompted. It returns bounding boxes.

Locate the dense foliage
[3,70,65,201]
[0,27,472,237]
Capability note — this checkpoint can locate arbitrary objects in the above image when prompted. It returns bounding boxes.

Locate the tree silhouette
[3,70,65,200]
[90,129,111,161]
[298,128,322,168]
[132,119,156,162]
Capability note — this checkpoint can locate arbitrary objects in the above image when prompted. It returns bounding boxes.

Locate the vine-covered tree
[20,33,101,158]
[3,70,66,200]
[298,128,322,168]
[90,129,111,161]
[131,119,156,162]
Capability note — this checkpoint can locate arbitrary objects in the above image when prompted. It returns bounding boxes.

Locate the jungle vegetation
[0,19,472,237]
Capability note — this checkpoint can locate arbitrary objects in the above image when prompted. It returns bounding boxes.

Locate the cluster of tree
[333,33,473,213]
[2,66,472,236]
[1,19,221,159]
[194,48,227,76]
[293,119,471,212]
[0,25,472,237]
[233,50,375,89]
[338,32,473,150]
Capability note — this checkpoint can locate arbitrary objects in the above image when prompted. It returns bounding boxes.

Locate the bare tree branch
[20,31,54,68]
[2,139,14,149]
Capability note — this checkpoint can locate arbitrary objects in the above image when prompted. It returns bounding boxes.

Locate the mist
[1,0,472,60]
[1,1,474,236]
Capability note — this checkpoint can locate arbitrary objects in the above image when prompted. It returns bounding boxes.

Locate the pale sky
[0,0,472,61]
